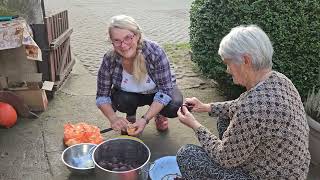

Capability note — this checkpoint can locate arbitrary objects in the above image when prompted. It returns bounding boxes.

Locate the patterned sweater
[195,71,310,179]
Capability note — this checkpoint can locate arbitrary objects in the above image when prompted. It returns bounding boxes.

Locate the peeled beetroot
[0,102,17,128]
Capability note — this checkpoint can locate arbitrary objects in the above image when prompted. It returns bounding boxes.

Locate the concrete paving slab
[0,117,51,180]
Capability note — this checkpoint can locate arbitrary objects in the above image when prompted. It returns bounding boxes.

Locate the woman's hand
[185,97,211,113]
[128,118,147,136]
[177,106,201,130]
[110,116,130,132]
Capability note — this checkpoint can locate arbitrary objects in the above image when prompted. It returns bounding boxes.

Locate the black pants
[111,87,183,118]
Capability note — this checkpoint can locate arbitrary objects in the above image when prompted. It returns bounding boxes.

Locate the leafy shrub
[190,0,320,100]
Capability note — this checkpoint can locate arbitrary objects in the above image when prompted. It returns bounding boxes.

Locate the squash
[63,122,103,146]
[0,102,17,128]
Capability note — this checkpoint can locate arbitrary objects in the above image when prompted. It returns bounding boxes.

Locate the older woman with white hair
[96,15,183,135]
[176,25,310,179]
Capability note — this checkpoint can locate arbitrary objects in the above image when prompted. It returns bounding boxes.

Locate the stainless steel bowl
[61,143,97,174]
[92,137,151,180]
[149,156,182,180]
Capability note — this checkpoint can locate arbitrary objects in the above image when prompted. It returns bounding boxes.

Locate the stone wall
[0,0,43,24]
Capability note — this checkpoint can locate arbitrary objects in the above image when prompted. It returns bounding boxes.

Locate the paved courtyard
[0,1,318,179]
[1,1,221,180]
[44,0,192,75]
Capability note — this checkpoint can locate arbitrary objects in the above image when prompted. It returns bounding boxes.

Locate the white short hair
[218,25,273,70]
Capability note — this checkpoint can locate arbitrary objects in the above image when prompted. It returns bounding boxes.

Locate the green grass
[163,43,225,98]
[0,6,18,16]
[163,43,191,63]
[163,42,201,76]
[164,43,190,51]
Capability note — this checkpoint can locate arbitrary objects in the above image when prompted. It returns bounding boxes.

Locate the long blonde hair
[108,15,147,82]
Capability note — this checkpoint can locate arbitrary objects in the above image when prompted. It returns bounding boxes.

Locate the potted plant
[304,88,320,165]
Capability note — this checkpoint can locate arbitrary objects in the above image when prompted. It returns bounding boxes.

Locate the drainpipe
[41,0,46,19]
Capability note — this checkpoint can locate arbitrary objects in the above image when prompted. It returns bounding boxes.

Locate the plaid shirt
[96,39,176,106]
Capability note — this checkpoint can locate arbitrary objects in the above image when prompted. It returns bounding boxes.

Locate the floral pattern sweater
[195,71,310,179]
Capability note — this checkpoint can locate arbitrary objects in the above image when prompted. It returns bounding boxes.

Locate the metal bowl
[161,174,183,180]
[61,143,97,174]
[149,156,182,180]
[92,137,151,180]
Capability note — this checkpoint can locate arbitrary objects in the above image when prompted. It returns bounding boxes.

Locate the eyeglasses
[111,34,135,47]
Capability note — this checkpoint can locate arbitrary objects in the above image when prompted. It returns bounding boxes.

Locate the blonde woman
[96,15,183,135]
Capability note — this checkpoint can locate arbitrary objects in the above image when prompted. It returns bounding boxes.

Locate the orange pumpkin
[0,102,17,128]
